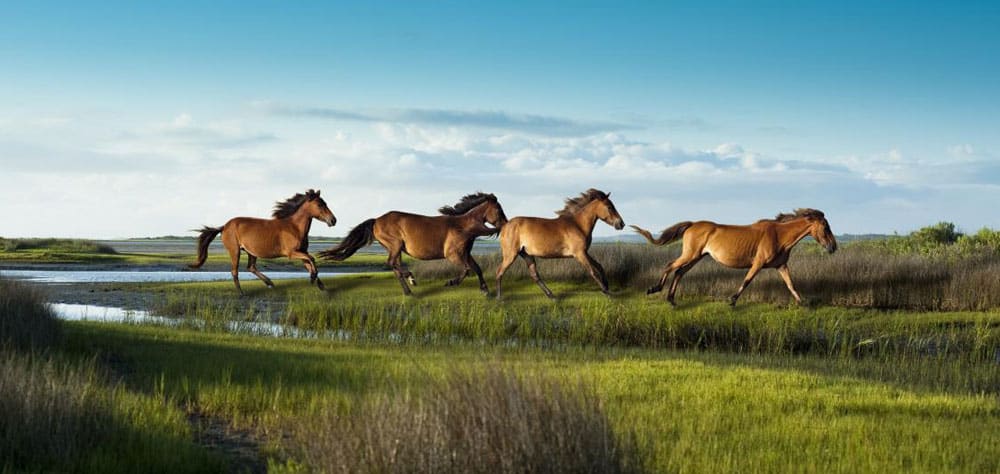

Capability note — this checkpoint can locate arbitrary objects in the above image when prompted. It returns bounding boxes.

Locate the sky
[1,1,998,238]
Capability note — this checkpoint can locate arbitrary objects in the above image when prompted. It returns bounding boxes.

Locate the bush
[291,366,640,474]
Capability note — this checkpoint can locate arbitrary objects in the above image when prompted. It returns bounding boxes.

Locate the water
[49,302,341,339]
[1,270,345,284]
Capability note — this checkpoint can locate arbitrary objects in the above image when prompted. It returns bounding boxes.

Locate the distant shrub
[0,238,117,254]
[291,366,640,474]
[0,278,61,351]
[912,222,962,245]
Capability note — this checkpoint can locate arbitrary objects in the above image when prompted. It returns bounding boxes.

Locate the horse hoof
[407,276,417,286]
[646,287,659,295]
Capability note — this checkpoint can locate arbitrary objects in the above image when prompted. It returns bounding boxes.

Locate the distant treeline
[0,238,117,255]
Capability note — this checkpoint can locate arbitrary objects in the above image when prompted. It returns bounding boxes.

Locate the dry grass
[413,243,1000,310]
[0,351,112,470]
[290,366,640,474]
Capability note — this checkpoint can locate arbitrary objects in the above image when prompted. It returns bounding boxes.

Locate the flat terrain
[3,236,1000,472]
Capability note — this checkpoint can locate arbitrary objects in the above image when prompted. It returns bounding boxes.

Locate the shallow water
[1,270,345,284]
[49,302,332,338]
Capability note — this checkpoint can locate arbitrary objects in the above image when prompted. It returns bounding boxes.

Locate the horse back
[501,216,584,257]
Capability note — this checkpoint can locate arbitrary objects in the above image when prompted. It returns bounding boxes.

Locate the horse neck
[776,219,813,249]
[285,207,315,237]
[456,202,491,233]
[461,202,488,223]
[570,203,601,236]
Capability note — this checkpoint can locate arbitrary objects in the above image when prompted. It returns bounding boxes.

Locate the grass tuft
[289,365,640,474]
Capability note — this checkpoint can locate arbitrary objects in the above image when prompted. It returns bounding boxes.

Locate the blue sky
[1,1,998,237]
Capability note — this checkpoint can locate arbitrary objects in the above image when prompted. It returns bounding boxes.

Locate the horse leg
[520,250,554,299]
[290,250,325,291]
[494,250,519,300]
[574,251,610,296]
[666,256,704,306]
[385,247,412,296]
[777,264,802,304]
[228,246,243,297]
[468,255,489,295]
[444,251,470,287]
[649,257,687,295]
[247,255,275,288]
[730,263,763,306]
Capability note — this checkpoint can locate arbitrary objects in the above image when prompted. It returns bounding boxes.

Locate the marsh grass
[68,323,1000,473]
[414,242,1000,310]
[0,277,61,351]
[0,237,118,254]
[290,366,640,474]
[0,277,225,473]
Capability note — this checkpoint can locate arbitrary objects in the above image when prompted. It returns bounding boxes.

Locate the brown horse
[319,192,508,295]
[631,208,837,306]
[495,189,625,299]
[190,189,336,295]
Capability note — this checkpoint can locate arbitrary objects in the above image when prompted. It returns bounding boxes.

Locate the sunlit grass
[65,322,1000,473]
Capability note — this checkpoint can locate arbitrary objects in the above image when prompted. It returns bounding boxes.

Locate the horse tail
[631,221,692,246]
[319,218,376,261]
[189,226,223,269]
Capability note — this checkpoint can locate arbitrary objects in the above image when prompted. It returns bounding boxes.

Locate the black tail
[319,219,376,261]
[630,221,692,246]
[189,226,223,269]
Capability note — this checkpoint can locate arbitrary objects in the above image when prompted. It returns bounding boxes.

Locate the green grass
[142,274,1000,368]
[0,277,225,473]
[63,322,1000,473]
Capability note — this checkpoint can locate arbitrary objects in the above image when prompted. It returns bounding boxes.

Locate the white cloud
[1,110,998,238]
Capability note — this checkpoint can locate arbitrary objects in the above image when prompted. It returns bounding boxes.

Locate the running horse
[190,189,336,295]
[495,189,625,299]
[631,208,837,306]
[319,192,508,295]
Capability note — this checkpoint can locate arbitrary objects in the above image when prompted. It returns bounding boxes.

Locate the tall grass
[289,365,640,474]
[0,277,224,473]
[0,278,61,350]
[414,242,1000,311]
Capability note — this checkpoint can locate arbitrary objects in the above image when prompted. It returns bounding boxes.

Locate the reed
[289,365,640,474]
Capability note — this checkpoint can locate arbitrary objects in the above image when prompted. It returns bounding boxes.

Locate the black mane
[439,192,496,215]
[272,189,319,218]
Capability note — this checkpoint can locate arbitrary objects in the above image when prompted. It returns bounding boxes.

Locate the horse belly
[705,247,752,269]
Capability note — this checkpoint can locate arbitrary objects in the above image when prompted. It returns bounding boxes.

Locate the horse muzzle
[826,244,837,254]
[327,217,337,227]
[614,220,625,231]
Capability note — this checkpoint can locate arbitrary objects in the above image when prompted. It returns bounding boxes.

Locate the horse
[319,192,508,296]
[495,189,625,299]
[190,189,336,295]
[631,208,837,306]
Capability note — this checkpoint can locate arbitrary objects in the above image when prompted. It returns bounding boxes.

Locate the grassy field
[57,322,1000,473]
[3,225,1000,472]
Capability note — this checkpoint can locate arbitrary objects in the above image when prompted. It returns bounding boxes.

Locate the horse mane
[439,192,496,216]
[556,188,608,216]
[272,189,319,218]
[764,208,825,223]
